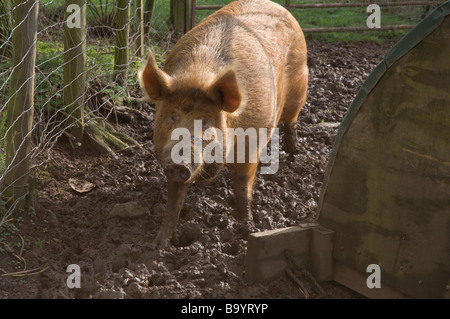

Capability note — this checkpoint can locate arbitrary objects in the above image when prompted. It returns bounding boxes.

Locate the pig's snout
[164,163,192,183]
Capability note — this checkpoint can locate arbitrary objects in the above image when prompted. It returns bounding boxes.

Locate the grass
[193,0,436,43]
[34,39,121,113]
[41,0,115,22]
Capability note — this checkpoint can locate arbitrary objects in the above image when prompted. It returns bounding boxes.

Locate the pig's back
[164,0,306,128]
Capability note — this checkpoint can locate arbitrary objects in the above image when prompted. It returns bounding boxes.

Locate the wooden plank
[188,1,445,32]
[286,1,445,9]
[245,225,315,284]
[310,226,335,282]
[334,261,408,299]
[194,1,445,10]
[303,25,414,33]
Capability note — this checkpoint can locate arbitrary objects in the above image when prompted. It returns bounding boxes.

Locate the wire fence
[190,0,445,34]
[0,0,165,227]
[0,0,445,227]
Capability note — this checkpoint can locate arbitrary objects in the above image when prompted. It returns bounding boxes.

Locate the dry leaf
[69,178,95,194]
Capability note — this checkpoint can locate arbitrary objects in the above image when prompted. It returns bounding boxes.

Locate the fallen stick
[286,268,310,299]
[1,266,49,277]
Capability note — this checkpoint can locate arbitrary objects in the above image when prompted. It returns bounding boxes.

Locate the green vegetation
[35,40,129,113]
[41,0,115,24]
[0,207,21,253]
[0,0,12,57]
[194,0,435,43]
[0,0,12,172]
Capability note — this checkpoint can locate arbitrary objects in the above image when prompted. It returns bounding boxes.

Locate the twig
[50,156,62,170]
[298,201,308,209]
[284,250,326,297]
[0,233,28,271]
[1,218,14,225]
[63,130,76,149]
[0,266,49,277]
[115,139,152,153]
[18,234,25,257]
[301,267,326,296]
[286,268,310,299]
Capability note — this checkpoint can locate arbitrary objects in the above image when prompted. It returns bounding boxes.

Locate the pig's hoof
[164,163,192,183]
[153,232,171,249]
[282,141,300,155]
[235,218,257,239]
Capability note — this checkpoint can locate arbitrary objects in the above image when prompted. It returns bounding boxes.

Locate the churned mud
[0,40,393,299]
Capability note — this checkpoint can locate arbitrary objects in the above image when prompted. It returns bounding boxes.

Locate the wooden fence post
[63,0,87,144]
[144,0,156,36]
[2,0,39,213]
[136,0,145,56]
[114,0,131,86]
[171,0,190,33]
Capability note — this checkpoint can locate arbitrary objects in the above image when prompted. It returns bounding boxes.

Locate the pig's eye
[197,116,212,130]
[182,104,193,114]
[167,112,179,126]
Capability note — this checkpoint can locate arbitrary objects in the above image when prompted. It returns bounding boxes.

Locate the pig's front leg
[233,162,258,221]
[282,122,300,155]
[153,180,189,248]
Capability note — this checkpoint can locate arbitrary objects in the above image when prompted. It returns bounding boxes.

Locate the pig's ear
[208,69,242,113]
[139,52,173,100]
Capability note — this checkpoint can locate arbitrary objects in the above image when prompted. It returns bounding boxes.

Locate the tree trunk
[2,0,39,213]
[114,0,131,86]
[63,0,87,144]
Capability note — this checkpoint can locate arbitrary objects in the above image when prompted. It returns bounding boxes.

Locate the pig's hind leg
[280,67,308,155]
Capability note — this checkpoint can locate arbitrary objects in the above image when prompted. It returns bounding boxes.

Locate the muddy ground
[0,40,393,299]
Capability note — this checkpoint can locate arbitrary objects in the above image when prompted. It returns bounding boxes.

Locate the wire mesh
[192,0,444,32]
[0,0,170,227]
